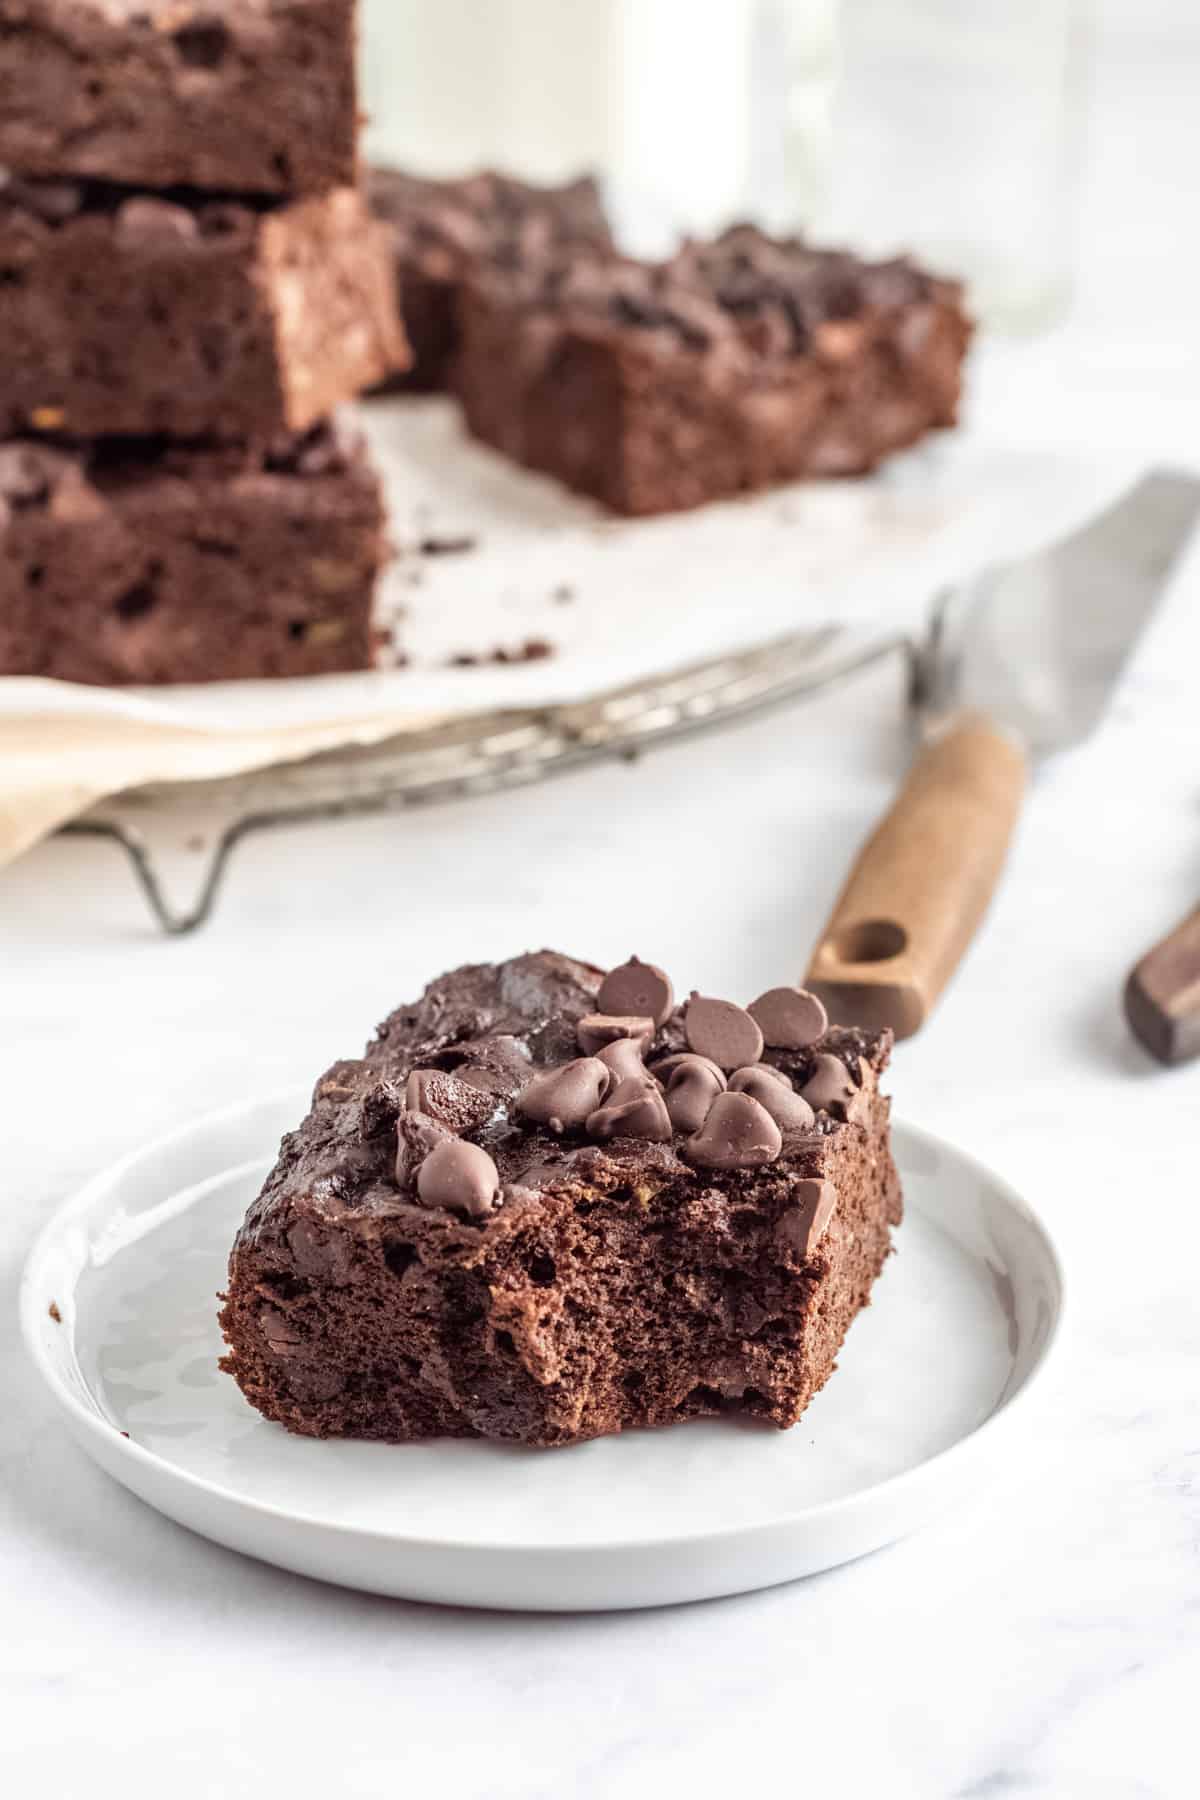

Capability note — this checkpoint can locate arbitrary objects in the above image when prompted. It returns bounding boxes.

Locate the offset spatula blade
[809,468,1200,1037]
[923,469,1200,757]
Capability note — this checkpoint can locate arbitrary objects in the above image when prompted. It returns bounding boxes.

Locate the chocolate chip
[576,1014,654,1056]
[517,1057,610,1132]
[416,1139,501,1219]
[728,1066,815,1132]
[685,1091,782,1170]
[597,957,675,1027]
[775,1181,838,1257]
[586,1077,672,1144]
[286,1218,353,1285]
[664,1057,726,1133]
[395,1112,452,1187]
[800,1053,859,1116]
[404,1067,497,1133]
[596,1036,648,1086]
[650,1051,726,1086]
[684,995,764,1071]
[116,197,200,245]
[747,986,828,1050]
[259,1305,303,1353]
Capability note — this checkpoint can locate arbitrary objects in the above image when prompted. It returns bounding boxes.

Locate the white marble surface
[4,22,1200,1800]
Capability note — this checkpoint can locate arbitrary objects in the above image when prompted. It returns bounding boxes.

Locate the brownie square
[0,178,408,442]
[0,0,359,197]
[219,951,902,1448]
[0,425,389,684]
[366,166,613,392]
[455,225,972,516]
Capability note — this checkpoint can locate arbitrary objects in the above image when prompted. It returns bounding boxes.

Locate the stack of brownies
[0,0,408,684]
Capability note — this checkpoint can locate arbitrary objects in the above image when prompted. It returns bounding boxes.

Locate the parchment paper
[0,397,1138,867]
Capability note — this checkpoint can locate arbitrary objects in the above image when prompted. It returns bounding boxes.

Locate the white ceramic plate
[21,1093,1063,1612]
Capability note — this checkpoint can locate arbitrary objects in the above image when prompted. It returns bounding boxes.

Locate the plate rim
[20,1090,1067,1559]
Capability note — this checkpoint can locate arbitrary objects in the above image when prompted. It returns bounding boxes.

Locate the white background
[3,5,1200,1796]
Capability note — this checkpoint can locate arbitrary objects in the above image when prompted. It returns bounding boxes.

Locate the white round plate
[21,1093,1063,1612]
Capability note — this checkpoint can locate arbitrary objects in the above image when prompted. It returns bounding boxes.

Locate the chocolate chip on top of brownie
[220,950,902,1447]
[389,958,873,1222]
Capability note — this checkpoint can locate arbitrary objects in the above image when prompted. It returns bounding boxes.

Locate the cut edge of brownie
[0,423,392,684]
[0,178,410,441]
[219,950,903,1449]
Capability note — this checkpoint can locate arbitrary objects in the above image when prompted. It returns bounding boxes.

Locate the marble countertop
[4,31,1199,1800]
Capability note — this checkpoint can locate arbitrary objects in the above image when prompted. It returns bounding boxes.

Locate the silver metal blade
[919,469,1200,757]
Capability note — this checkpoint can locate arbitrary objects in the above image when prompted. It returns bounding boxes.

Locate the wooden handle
[1124,905,1200,1065]
[805,716,1027,1038]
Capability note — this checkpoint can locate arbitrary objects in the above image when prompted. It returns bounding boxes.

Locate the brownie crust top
[0,0,359,196]
[466,222,961,364]
[238,951,892,1259]
[367,166,612,282]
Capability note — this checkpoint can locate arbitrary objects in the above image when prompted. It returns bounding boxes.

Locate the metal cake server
[806,469,1200,1038]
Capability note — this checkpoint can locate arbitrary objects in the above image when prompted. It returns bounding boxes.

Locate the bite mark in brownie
[367,166,613,392]
[219,951,903,1448]
[0,0,360,197]
[0,176,409,440]
[0,424,390,683]
[455,224,972,515]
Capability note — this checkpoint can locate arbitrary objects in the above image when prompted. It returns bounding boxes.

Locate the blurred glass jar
[359,0,1088,328]
[815,0,1091,330]
[359,0,769,248]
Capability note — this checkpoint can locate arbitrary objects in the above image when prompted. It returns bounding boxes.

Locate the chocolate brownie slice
[0,425,389,683]
[0,0,359,197]
[366,166,612,392]
[456,224,972,515]
[219,951,902,1448]
[0,177,408,441]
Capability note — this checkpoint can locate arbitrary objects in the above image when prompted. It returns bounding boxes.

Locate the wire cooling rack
[61,625,916,933]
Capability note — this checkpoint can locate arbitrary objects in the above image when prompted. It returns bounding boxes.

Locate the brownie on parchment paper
[455,224,972,516]
[366,166,613,393]
[219,951,901,1448]
[0,425,387,683]
[0,0,360,198]
[0,177,408,442]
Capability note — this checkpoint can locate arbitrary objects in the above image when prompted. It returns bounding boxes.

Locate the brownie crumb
[448,637,555,667]
[48,1300,62,1323]
[418,533,477,558]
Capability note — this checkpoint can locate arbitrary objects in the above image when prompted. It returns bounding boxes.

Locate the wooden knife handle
[805,715,1027,1038]
[1124,905,1200,1065]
